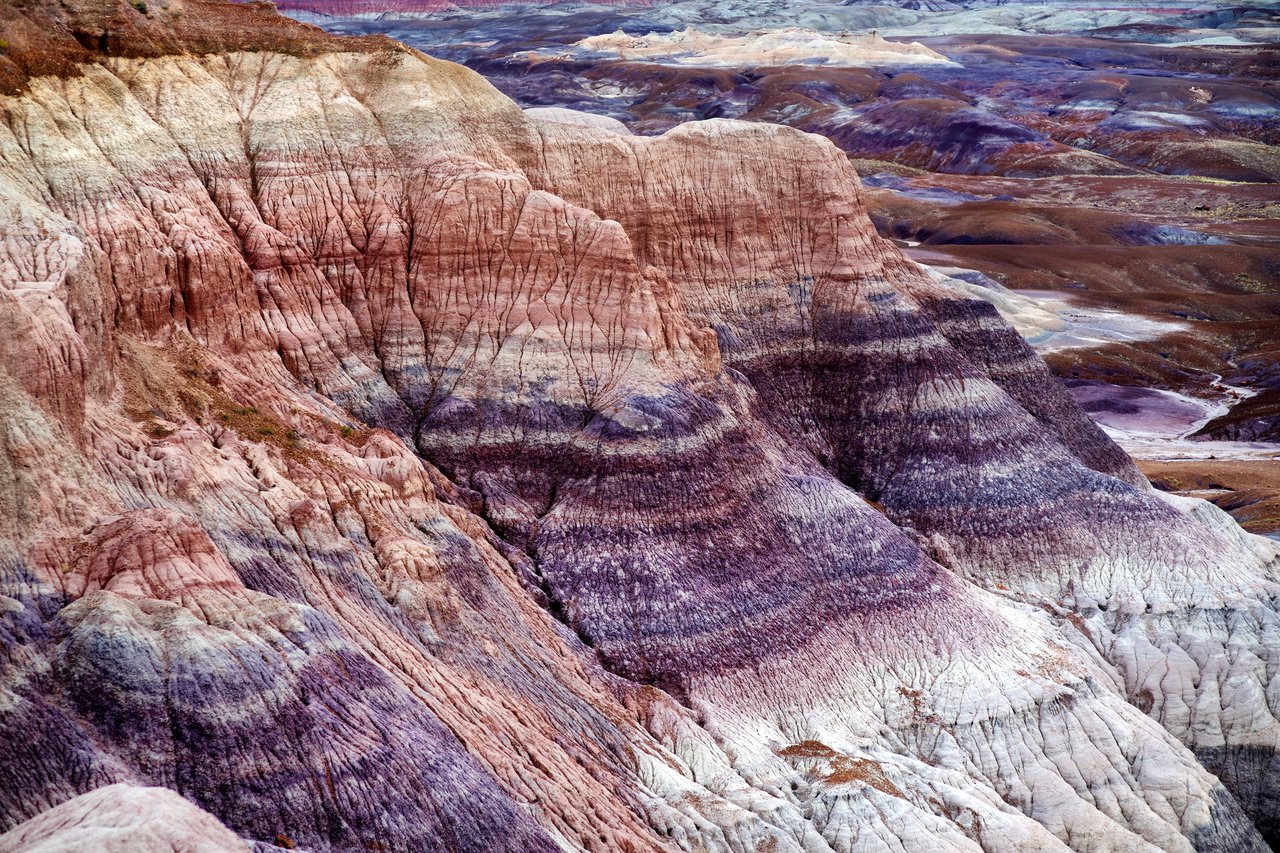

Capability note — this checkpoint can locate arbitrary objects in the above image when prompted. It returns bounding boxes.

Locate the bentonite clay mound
[1,2,1279,851]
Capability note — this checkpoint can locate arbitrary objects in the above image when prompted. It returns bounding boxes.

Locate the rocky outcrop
[1,2,1279,851]
[0,784,251,852]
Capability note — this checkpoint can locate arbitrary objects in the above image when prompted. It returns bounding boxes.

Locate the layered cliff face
[2,2,1280,851]
[311,0,1280,544]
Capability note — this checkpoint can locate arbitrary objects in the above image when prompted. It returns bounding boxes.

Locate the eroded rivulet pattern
[1,3,1279,851]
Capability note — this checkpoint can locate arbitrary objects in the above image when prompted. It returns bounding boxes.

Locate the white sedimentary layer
[533,27,956,68]
[0,785,250,853]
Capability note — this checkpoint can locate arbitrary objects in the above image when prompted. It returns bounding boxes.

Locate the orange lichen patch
[211,403,316,464]
[143,420,176,439]
[824,756,904,798]
[778,742,905,798]
[778,740,839,759]
[897,686,942,725]
[755,837,780,853]
[117,337,323,463]
[118,337,210,425]
[337,424,375,448]
[286,408,375,449]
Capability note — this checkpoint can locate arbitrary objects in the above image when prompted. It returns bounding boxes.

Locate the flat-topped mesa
[551,27,956,68]
[1,1,1279,850]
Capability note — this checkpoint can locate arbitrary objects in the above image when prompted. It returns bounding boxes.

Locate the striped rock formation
[0,1,1278,850]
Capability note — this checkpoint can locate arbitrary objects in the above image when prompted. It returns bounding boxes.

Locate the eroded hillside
[1,2,1279,851]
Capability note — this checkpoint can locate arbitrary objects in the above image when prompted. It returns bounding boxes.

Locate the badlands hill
[322,0,1280,539]
[0,1,1279,851]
